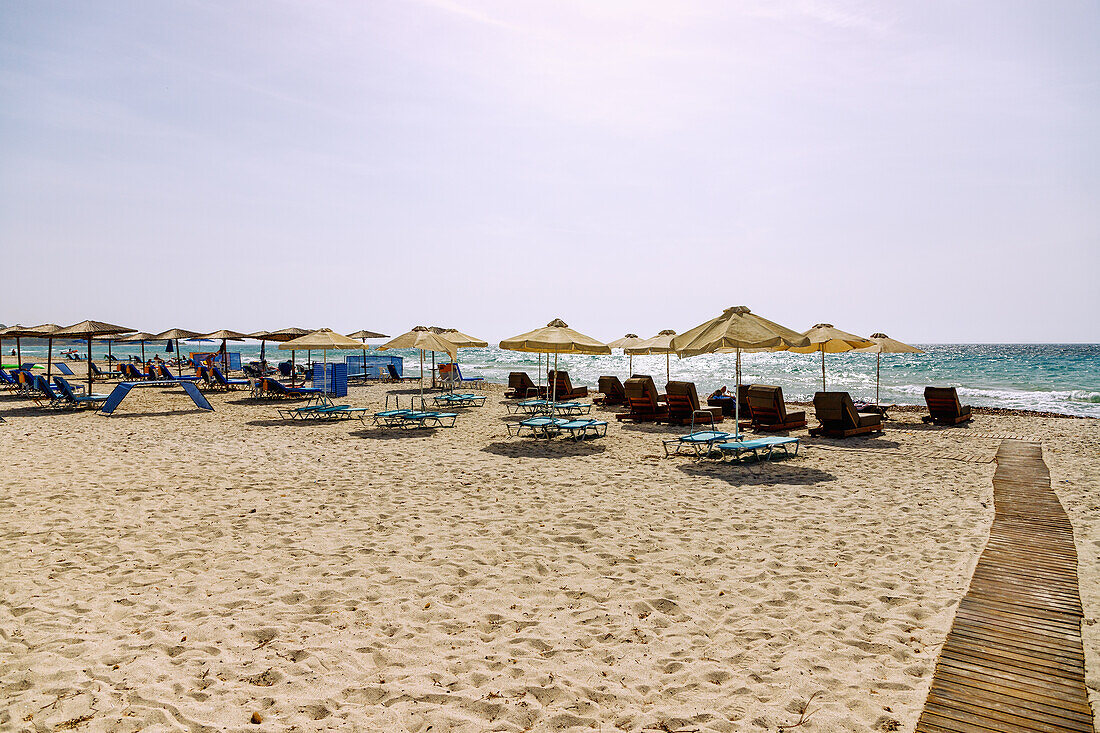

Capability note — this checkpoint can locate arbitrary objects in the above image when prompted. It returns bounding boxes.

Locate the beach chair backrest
[624,375,659,411]
[90,362,103,376]
[387,364,401,380]
[211,366,229,385]
[666,381,702,412]
[925,387,963,418]
[35,375,57,398]
[53,376,78,402]
[747,385,789,422]
[509,372,534,391]
[547,370,575,394]
[598,376,624,398]
[813,391,858,428]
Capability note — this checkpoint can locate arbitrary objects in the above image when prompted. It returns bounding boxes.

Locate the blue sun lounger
[0,369,17,390]
[53,376,111,410]
[211,367,248,390]
[400,411,458,429]
[54,362,76,376]
[506,416,569,438]
[507,399,551,415]
[550,402,593,416]
[432,393,487,408]
[556,418,608,441]
[717,436,800,462]
[663,430,733,457]
[279,404,369,421]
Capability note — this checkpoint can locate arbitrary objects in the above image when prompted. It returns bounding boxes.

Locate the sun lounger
[505,372,545,399]
[259,378,326,402]
[118,363,141,380]
[432,393,487,408]
[746,385,806,431]
[663,429,732,457]
[386,364,420,382]
[54,362,76,376]
[29,376,65,408]
[506,416,569,438]
[809,392,884,437]
[616,375,668,422]
[397,411,458,429]
[922,386,973,425]
[506,398,551,415]
[157,364,201,382]
[0,369,17,390]
[53,376,110,409]
[550,401,593,416]
[211,366,248,390]
[717,436,800,462]
[595,376,626,406]
[278,404,370,421]
[665,381,724,427]
[556,418,607,441]
[547,370,587,400]
[439,363,485,391]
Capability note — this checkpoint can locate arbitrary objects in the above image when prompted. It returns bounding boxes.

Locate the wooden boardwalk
[916,440,1096,733]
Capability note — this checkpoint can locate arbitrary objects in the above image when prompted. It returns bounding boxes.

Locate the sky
[1,1,1097,343]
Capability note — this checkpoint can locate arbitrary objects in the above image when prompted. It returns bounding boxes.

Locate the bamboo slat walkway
[916,439,1095,733]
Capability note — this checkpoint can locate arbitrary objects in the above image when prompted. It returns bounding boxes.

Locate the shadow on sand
[678,460,836,486]
[481,440,607,459]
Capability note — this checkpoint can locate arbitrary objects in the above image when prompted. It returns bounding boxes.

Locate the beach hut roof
[787,323,873,354]
[499,319,610,355]
[53,320,133,337]
[671,307,808,356]
[379,326,458,358]
[277,328,364,351]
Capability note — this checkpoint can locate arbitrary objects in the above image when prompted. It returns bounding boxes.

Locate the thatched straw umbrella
[52,321,134,394]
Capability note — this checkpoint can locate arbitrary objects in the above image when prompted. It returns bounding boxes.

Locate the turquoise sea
[13,341,1099,418]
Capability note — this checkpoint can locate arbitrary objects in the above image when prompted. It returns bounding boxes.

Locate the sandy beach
[1,379,1097,732]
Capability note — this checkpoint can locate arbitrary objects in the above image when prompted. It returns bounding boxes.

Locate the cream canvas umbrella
[119,331,157,366]
[788,324,873,392]
[500,319,610,403]
[202,329,248,372]
[279,328,365,395]
[854,333,924,405]
[347,330,388,381]
[431,328,487,390]
[152,329,203,372]
[625,329,678,383]
[671,307,809,437]
[607,334,645,377]
[379,326,458,405]
[52,320,133,395]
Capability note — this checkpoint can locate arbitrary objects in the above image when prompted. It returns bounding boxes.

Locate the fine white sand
[1,377,1097,731]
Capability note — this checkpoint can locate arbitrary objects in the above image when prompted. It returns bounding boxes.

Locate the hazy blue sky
[2,1,1097,342]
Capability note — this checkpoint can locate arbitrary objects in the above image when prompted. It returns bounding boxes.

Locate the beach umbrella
[625,329,678,383]
[607,334,646,378]
[52,320,134,394]
[0,325,29,369]
[430,328,488,390]
[500,319,610,403]
[379,326,458,405]
[202,329,248,371]
[27,324,62,378]
[1,324,63,376]
[152,329,203,372]
[278,328,364,395]
[347,330,388,380]
[250,328,310,384]
[788,324,873,392]
[671,306,809,437]
[854,333,924,405]
[119,331,156,365]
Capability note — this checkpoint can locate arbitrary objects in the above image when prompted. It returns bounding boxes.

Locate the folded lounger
[505,372,544,399]
[665,381,724,427]
[616,375,668,422]
[746,385,806,431]
[663,430,733,457]
[717,436,800,462]
[922,387,972,425]
[595,376,627,406]
[809,392,884,438]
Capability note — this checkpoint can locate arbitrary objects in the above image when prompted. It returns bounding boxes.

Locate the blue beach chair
[54,362,76,376]
[717,436,800,462]
[211,367,248,390]
[53,376,110,409]
[556,418,608,441]
[663,430,732,457]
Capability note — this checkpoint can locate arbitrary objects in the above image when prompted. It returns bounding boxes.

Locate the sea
[9,341,1098,418]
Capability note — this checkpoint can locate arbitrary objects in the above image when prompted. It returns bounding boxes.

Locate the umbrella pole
[47,338,53,378]
[291,350,296,387]
[141,341,145,364]
[552,351,558,404]
[821,350,826,392]
[87,337,93,394]
[420,349,425,407]
[666,353,670,384]
[432,352,436,389]
[628,353,632,378]
[876,353,881,406]
[735,347,741,440]
[16,337,21,367]
[108,340,113,367]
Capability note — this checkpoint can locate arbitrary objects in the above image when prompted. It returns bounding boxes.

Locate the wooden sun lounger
[505,372,545,399]
[746,385,806,431]
[809,391,884,437]
[595,376,626,406]
[547,370,587,401]
[616,375,668,422]
[665,381,724,426]
[922,386,973,425]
